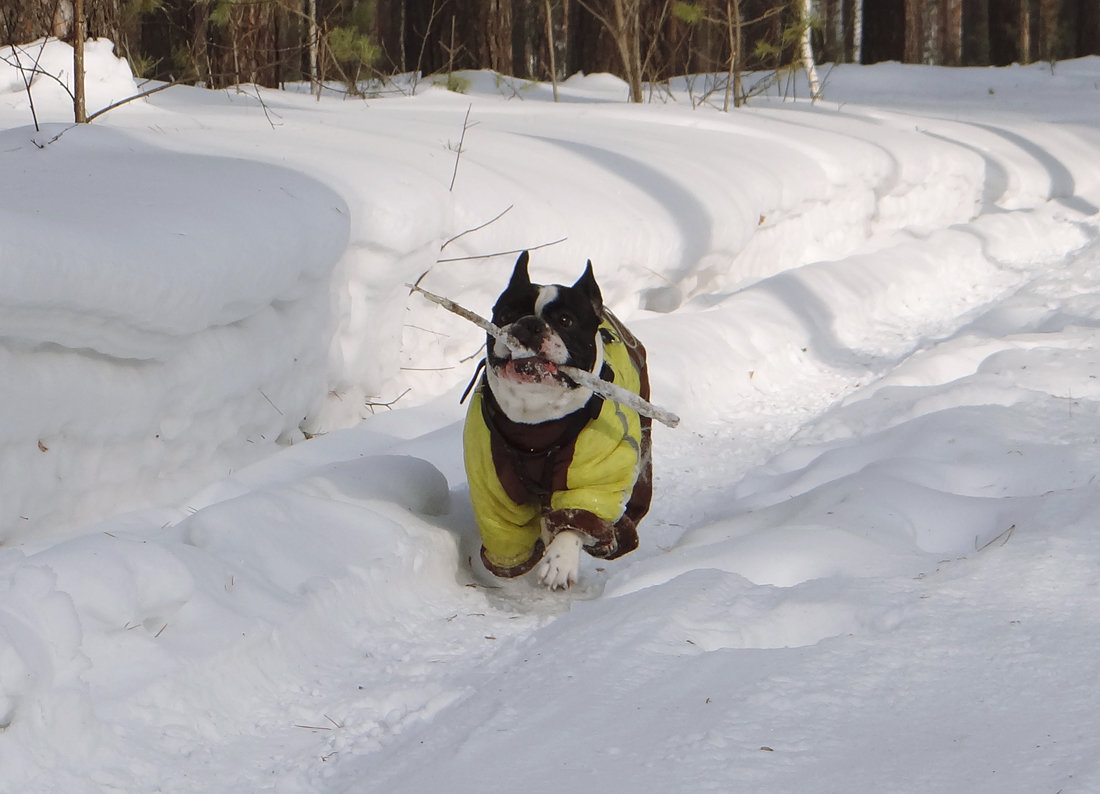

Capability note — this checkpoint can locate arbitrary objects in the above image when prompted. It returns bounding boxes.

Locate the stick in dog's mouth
[407,281,681,428]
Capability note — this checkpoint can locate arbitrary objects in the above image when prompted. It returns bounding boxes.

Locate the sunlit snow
[3,39,1100,793]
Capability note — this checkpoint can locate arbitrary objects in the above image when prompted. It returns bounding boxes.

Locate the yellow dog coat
[464,316,652,577]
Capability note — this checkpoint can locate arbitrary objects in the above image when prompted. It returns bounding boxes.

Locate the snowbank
[1,48,349,538]
[1,38,137,117]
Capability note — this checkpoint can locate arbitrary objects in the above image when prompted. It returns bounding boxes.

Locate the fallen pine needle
[407,282,681,428]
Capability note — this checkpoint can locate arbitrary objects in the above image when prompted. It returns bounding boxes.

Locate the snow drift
[0,119,348,539]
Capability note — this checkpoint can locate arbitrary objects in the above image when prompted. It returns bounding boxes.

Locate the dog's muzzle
[493,317,571,385]
[495,355,566,385]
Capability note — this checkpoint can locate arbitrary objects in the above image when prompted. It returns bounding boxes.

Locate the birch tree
[799,0,820,97]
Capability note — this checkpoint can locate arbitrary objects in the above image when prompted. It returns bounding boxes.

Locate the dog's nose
[509,316,545,349]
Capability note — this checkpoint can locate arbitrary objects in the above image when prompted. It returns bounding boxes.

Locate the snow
[3,39,1100,792]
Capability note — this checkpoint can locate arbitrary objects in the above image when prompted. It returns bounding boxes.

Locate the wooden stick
[407,281,524,349]
[407,282,681,428]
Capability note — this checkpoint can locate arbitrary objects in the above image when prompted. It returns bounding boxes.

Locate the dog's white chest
[486,367,594,424]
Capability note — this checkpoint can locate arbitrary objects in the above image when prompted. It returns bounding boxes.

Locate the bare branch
[1,39,76,102]
[976,524,1016,552]
[436,238,567,264]
[365,388,412,414]
[4,43,41,131]
[449,104,473,191]
[411,0,446,94]
[85,78,190,122]
[441,205,514,252]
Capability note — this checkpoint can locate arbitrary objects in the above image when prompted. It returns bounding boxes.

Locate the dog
[463,251,652,589]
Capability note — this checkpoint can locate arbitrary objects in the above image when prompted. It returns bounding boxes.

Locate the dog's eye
[555,312,574,329]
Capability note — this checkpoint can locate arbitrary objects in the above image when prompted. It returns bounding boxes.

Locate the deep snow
[2,39,1100,793]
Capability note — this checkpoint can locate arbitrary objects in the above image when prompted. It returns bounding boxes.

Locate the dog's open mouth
[499,356,565,384]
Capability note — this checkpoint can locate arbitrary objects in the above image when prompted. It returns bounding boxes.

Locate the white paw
[536,531,583,590]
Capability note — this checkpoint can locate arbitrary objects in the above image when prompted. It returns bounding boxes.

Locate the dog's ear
[574,260,603,315]
[508,250,532,290]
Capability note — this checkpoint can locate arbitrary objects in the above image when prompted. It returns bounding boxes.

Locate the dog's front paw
[536,531,583,590]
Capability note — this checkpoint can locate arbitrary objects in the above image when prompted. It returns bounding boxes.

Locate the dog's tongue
[504,357,559,382]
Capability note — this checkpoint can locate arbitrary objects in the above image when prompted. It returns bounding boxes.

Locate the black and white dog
[463,252,652,589]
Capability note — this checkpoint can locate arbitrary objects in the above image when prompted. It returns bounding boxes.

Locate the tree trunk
[488,0,513,74]
[800,0,820,97]
[579,0,643,101]
[724,0,743,110]
[0,1,52,45]
[852,0,864,62]
[963,0,990,64]
[560,0,570,78]
[85,0,120,42]
[820,0,844,62]
[1039,0,1058,62]
[944,0,962,64]
[1019,0,1033,63]
[629,1,643,98]
[74,0,87,122]
[904,0,922,62]
[616,0,643,101]
[863,0,905,62]
[544,0,559,98]
[544,0,569,83]
[1080,0,1100,56]
[0,0,112,47]
[211,0,279,87]
[906,0,962,64]
[511,0,541,78]
[308,0,319,96]
[398,0,406,71]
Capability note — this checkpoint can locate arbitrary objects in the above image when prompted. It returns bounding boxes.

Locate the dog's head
[485,251,605,425]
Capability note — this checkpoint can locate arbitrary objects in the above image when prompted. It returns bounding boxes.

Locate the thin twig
[436,237,567,263]
[249,83,282,128]
[259,389,284,416]
[976,524,1016,552]
[5,42,41,131]
[411,0,445,94]
[406,282,680,428]
[1,35,74,132]
[449,104,472,191]
[441,204,513,251]
[31,126,71,148]
[366,388,412,412]
[0,44,74,101]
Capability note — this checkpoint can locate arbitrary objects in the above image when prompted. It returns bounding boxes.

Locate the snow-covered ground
[3,40,1100,792]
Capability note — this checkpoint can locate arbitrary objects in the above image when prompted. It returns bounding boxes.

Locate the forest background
[4,0,1100,106]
